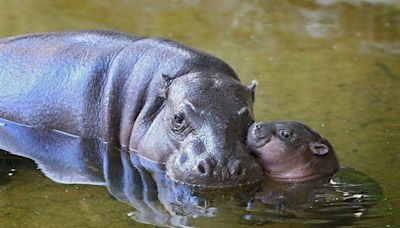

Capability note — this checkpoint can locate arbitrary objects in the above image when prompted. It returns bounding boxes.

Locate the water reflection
[0,152,35,185]
[246,168,382,226]
[0,118,382,227]
[0,118,258,226]
[0,159,14,185]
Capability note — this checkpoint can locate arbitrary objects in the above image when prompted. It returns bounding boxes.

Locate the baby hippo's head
[247,121,339,182]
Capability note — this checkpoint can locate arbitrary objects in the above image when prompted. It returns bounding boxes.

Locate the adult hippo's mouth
[132,147,263,189]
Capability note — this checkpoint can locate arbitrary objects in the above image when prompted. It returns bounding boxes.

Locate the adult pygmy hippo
[247,121,339,182]
[0,30,263,187]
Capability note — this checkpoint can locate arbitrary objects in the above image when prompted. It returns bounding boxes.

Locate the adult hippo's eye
[280,130,292,139]
[171,111,186,132]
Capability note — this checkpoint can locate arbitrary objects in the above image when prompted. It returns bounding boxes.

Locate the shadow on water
[0,157,15,185]
[0,118,383,227]
[0,151,35,185]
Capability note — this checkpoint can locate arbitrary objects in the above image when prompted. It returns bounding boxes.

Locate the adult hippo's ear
[160,74,174,98]
[309,142,330,155]
[247,80,257,102]
[139,73,176,122]
[159,70,189,98]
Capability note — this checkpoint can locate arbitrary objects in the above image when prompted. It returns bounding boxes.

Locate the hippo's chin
[265,169,338,183]
[165,153,263,189]
[165,170,263,189]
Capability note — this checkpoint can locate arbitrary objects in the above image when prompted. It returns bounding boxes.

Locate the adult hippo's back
[0,31,262,187]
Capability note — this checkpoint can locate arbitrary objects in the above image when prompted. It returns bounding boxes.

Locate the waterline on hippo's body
[0,31,263,188]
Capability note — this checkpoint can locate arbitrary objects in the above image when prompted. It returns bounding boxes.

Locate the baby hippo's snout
[166,143,263,188]
[247,122,273,149]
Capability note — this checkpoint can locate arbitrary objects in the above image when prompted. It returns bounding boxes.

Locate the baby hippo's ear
[309,142,329,155]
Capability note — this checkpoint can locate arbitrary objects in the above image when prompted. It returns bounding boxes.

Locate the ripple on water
[241,167,384,227]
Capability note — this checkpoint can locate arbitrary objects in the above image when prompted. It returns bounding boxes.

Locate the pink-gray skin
[246,121,339,182]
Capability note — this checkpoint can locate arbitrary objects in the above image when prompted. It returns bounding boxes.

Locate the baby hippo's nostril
[253,124,266,137]
[249,123,271,148]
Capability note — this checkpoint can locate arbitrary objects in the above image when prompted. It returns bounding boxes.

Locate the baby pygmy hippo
[247,121,339,182]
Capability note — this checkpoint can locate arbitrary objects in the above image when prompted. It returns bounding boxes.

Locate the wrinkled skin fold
[0,30,263,187]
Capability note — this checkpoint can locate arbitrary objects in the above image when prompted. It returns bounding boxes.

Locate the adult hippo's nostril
[229,160,246,178]
[237,166,245,177]
[197,161,206,174]
[197,158,214,176]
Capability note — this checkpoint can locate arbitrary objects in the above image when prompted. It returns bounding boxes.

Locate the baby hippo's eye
[280,129,292,139]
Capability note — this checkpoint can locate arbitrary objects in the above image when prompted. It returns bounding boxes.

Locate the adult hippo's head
[131,72,263,188]
[247,121,339,182]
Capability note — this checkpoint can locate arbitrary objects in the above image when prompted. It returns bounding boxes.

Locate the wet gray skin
[0,31,263,188]
[247,121,339,182]
[139,73,263,187]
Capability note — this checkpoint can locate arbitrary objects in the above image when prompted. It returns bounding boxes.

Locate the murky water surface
[0,0,399,227]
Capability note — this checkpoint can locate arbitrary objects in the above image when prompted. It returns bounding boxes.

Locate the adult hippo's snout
[166,138,263,187]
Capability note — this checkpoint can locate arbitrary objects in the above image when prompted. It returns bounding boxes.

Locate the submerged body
[0,30,262,187]
[247,121,339,182]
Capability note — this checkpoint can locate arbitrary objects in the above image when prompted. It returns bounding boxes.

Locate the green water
[0,0,399,227]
